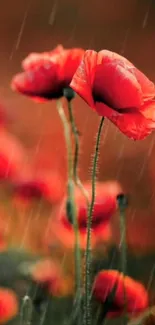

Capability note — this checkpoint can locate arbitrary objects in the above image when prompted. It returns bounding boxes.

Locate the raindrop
[142,0,152,29]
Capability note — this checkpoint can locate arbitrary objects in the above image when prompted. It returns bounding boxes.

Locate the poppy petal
[93,61,143,109]
[45,218,100,250]
[70,50,100,109]
[139,99,155,119]
[95,102,117,118]
[133,68,155,100]
[11,62,61,99]
[22,45,64,70]
[98,50,155,102]
[12,45,85,101]
[107,106,155,140]
[60,48,85,85]
[0,129,30,181]
[0,288,18,323]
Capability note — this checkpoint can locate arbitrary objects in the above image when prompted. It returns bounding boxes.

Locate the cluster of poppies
[12,44,155,140]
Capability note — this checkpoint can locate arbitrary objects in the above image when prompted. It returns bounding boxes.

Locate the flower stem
[20,295,32,325]
[67,97,89,206]
[85,117,104,325]
[117,194,128,276]
[67,179,82,296]
[57,100,73,180]
[120,209,127,275]
[56,100,82,321]
[117,194,128,320]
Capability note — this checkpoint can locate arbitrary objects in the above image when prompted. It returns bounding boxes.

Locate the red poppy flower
[11,45,84,101]
[12,171,64,204]
[0,288,18,323]
[70,50,155,140]
[29,259,63,296]
[45,181,122,250]
[0,129,30,182]
[28,259,73,297]
[93,270,148,318]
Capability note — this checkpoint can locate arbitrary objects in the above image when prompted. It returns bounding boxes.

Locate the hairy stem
[117,194,128,321]
[85,117,104,325]
[119,208,127,275]
[67,99,89,206]
[57,100,82,322]
[57,100,73,180]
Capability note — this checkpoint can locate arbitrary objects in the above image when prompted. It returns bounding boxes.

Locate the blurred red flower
[12,170,64,204]
[45,181,122,250]
[70,50,155,140]
[0,288,18,323]
[30,259,63,296]
[93,270,148,318]
[0,129,30,183]
[11,45,84,101]
[27,258,73,296]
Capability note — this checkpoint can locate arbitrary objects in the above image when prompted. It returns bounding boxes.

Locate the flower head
[70,49,155,140]
[12,171,64,204]
[29,259,63,296]
[0,129,30,182]
[11,45,84,101]
[0,288,18,323]
[45,181,122,250]
[25,258,72,297]
[93,270,148,317]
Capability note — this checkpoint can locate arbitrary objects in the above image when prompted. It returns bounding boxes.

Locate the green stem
[119,208,127,275]
[57,100,73,180]
[117,194,128,321]
[117,194,128,275]
[20,295,33,325]
[67,180,82,296]
[120,207,127,321]
[85,117,104,325]
[56,100,82,321]
[67,100,89,206]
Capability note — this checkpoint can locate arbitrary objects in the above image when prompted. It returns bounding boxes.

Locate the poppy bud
[66,199,75,224]
[63,87,75,102]
[66,179,77,224]
[117,193,128,210]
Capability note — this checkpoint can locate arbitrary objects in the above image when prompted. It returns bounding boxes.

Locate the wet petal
[93,270,148,317]
[95,100,155,140]
[108,105,155,140]
[132,68,155,100]
[61,48,85,84]
[11,62,61,99]
[93,62,143,109]
[70,50,99,108]
[22,45,64,70]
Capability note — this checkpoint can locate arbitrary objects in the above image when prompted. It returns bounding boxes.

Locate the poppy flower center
[93,65,117,108]
[15,183,43,199]
[78,213,107,229]
[64,201,112,231]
